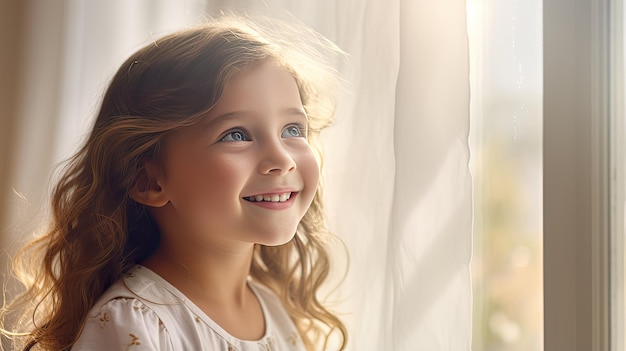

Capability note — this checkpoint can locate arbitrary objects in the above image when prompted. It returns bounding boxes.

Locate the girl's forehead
[209,62,303,113]
[225,61,297,90]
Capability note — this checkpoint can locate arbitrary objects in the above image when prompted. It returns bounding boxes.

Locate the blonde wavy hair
[0,15,347,351]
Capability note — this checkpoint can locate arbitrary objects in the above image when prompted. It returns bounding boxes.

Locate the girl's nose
[258,141,297,175]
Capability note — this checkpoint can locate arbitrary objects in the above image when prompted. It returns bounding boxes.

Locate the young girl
[1,15,347,351]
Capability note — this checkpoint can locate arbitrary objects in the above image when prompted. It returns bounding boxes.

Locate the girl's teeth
[247,192,292,202]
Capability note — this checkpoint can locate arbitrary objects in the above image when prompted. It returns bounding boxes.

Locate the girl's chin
[255,231,298,247]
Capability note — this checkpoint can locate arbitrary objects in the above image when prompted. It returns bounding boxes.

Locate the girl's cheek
[299,151,320,188]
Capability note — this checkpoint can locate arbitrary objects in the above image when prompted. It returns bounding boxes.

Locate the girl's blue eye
[220,130,248,142]
[282,125,305,138]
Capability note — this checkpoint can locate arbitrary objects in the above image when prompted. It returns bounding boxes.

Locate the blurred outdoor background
[468,0,544,350]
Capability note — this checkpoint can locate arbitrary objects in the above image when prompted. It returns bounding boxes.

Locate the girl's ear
[130,160,169,207]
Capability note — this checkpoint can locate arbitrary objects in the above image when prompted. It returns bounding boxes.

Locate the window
[468,1,543,350]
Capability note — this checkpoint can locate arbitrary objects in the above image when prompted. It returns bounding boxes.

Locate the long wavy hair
[0,15,347,351]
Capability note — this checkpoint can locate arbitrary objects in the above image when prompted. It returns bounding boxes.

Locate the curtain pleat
[391,1,472,349]
[0,1,471,349]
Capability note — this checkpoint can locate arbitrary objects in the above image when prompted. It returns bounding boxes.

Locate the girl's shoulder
[72,265,203,350]
[72,294,172,350]
[72,268,174,351]
[73,266,307,350]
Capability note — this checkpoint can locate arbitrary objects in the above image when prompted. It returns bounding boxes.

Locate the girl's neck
[141,240,255,307]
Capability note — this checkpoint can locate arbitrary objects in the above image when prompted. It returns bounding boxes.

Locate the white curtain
[0,0,471,350]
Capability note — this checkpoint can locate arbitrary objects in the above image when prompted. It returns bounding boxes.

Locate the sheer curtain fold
[391,1,471,349]
[0,1,471,350]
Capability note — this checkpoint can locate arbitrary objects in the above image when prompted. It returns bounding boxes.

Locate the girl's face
[151,61,319,249]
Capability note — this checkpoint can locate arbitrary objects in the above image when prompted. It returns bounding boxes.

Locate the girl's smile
[243,191,299,209]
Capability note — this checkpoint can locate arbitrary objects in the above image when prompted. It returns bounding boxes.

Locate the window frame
[608,2,625,350]
[543,0,614,350]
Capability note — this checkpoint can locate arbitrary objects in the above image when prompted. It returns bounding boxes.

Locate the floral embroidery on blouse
[98,312,110,329]
[123,333,141,350]
[124,272,137,279]
[286,331,299,346]
[261,335,279,351]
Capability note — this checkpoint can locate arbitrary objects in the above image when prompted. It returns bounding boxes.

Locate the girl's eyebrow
[283,107,307,117]
[206,107,307,126]
[281,107,308,122]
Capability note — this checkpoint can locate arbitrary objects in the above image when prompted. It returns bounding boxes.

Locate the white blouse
[72,265,306,351]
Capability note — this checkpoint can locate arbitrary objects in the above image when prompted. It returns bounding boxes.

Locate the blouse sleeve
[71,297,173,351]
